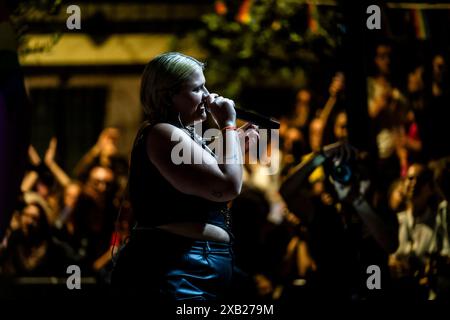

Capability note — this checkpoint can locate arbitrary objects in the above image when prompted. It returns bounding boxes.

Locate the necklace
[177,113,216,157]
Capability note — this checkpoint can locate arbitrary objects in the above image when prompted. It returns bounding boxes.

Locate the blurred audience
[0,194,78,277]
[1,42,450,303]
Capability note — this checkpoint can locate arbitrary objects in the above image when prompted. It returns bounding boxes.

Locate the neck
[167,112,191,128]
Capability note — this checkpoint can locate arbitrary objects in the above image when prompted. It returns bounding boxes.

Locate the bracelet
[221,125,237,131]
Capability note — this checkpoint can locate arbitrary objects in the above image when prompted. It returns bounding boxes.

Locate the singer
[111,52,258,301]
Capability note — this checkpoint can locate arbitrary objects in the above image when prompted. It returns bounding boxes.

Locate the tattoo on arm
[225,154,239,163]
[212,190,223,198]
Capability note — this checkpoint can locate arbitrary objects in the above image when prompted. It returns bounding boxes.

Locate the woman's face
[333,112,348,141]
[375,45,391,75]
[36,181,50,198]
[20,205,40,236]
[407,67,424,93]
[172,68,209,125]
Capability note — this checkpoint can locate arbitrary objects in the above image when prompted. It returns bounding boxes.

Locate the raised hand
[329,72,345,97]
[44,137,71,187]
[238,122,259,154]
[204,93,236,128]
[28,145,41,166]
[96,127,120,157]
[44,137,57,165]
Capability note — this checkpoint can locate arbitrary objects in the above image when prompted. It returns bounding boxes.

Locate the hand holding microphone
[204,93,280,129]
[204,93,259,155]
[204,93,236,129]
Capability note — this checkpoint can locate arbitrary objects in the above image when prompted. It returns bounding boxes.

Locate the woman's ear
[160,90,172,108]
[169,90,181,111]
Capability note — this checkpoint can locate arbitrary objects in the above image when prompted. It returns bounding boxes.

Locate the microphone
[234,106,280,129]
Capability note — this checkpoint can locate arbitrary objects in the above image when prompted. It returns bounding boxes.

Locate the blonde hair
[140,52,205,122]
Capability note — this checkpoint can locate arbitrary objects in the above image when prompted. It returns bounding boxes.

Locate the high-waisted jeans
[111,227,234,301]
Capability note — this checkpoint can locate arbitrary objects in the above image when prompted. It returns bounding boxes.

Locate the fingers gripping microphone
[203,93,280,129]
[234,107,280,129]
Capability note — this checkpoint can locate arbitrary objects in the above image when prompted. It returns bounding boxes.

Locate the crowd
[1,42,449,301]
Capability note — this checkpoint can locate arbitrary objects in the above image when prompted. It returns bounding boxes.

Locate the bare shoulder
[148,122,178,138]
[145,123,190,160]
[147,123,187,145]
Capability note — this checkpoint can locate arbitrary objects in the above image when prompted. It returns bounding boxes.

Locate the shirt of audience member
[431,161,450,299]
[434,162,450,258]
[54,182,81,234]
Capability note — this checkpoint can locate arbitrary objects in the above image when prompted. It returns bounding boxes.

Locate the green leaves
[10,0,63,56]
[185,0,342,97]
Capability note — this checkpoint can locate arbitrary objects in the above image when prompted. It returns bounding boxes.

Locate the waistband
[133,207,234,240]
[208,207,232,232]
[130,225,234,249]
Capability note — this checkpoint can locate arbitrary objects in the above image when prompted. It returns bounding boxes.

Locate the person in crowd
[21,138,71,225]
[430,161,450,299]
[0,195,78,276]
[420,53,450,160]
[280,141,399,300]
[74,127,128,187]
[389,163,438,299]
[367,42,407,191]
[69,165,118,273]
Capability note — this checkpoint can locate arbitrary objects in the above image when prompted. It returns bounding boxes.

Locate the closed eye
[193,84,205,92]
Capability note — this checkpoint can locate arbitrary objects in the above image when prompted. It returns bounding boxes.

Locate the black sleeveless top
[128,121,232,233]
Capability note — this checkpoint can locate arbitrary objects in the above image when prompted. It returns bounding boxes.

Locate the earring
[178,112,185,128]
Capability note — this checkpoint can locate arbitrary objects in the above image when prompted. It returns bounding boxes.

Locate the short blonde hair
[140,52,205,122]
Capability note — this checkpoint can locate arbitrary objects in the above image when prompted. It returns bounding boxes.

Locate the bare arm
[147,123,243,202]
[279,141,348,201]
[319,72,345,145]
[21,145,41,192]
[319,96,337,128]
[73,145,101,179]
[74,128,120,178]
[279,152,326,201]
[45,138,71,188]
[46,162,71,188]
[21,171,39,192]
[333,174,398,253]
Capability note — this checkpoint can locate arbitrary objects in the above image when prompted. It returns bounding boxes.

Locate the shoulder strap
[132,120,154,149]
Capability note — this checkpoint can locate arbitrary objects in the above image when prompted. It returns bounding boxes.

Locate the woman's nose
[202,86,210,96]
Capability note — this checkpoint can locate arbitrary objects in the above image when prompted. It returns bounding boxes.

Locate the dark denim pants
[111,228,233,301]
